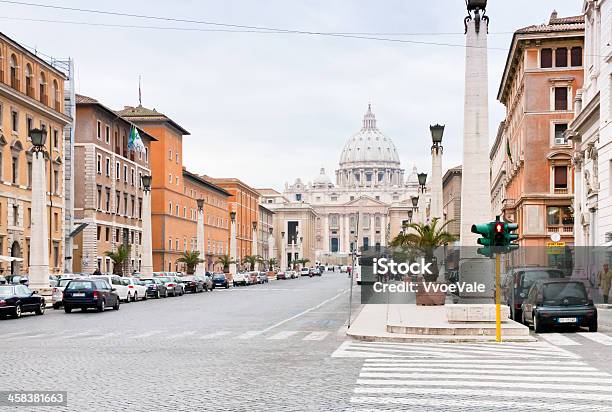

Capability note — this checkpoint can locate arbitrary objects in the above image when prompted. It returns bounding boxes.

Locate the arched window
[0,48,4,83]
[39,72,47,105]
[10,54,19,90]
[52,79,59,110]
[25,63,33,97]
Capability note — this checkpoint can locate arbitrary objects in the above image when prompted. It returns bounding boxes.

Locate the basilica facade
[260,105,428,267]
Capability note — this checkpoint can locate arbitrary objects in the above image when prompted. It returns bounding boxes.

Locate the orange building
[495,12,584,261]
[117,104,192,272]
[209,178,260,266]
[183,169,230,271]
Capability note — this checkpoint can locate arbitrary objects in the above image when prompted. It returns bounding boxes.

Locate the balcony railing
[554,188,568,195]
[547,225,574,234]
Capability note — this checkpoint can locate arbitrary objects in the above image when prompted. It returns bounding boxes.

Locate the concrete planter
[415,282,446,306]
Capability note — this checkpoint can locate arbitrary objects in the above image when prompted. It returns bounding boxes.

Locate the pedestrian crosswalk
[340,341,612,412]
[538,332,612,346]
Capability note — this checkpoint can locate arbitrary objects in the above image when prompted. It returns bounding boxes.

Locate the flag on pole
[128,125,146,153]
[506,138,513,164]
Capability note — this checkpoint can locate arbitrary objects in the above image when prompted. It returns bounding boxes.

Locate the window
[176,152,179,163]
[105,125,110,144]
[12,156,18,184]
[97,226,101,241]
[541,48,553,68]
[176,205,179,216]
[53,129,59,149]
[97,121,101,139]
[176,239,179,250]
[138,172,142,188]
[555,47,568,68]
[97,154,102,174]
[10,54,19,90]
[11,109,18,132]
[571,47,582,67]
[144,147,149,163]
[553,166,568,190]
[12,205,18,226]
[138,198,142,219]
[168,238,173,250]
[131,195,135,217]
[97,186,102,210]
[123,165,128,183]
[169,149,172,160]
[116,161,120,180]
[295,194,302,201]
[39,72,46,103]
[116,191,121,214]
[169,173,172,184]
[26,116,33,136]
[52,79,59,110]
[53,169,59,194]
[124,193,128,215]
[105,227,110,242]
[105,157,110,176]
[554,87,568,111]
[554,123,568,145]
[547,206,574,226]
[183,206,187,218]
[168,202,172,214]
[105,188,110,211]
[25,64,33,97]
[26,161,32,188]
[366,173,372,182]
[130,168,135,185]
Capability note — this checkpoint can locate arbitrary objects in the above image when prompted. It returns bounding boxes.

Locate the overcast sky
[0,0,583,189]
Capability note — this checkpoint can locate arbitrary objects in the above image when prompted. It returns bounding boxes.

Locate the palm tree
[242,255,262,271]
[177,250,204,275]
[294,258,310,268]
[265,257,278,270]
[390,218,457,282]
[215,255,235,273]
[104,244,131,276]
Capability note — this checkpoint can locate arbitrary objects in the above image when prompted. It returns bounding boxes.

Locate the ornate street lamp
[417,173,428,193]
[466,0,487,11]
[196,198,204,211]
[269,228,273,235]
[141,175,152,192]
[252,221,257,230]
[465,0,488,33]
[407,210,413,223]
[430,124,445,148]
[230,211,236,221]
[30,127,47,152]
[411,196,419,207]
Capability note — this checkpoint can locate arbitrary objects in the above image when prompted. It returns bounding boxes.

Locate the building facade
[442,165,462,238]
[117,104,192,272]
[182,170,230,272]
[495,12,584,261]
[568,0,612,248]
[258,204,274,264]
[72,94,154,274]
[0,32,71,275]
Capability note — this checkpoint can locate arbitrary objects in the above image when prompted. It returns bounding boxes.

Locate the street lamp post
[417,173,428,223]
[267,228,274,270]
[430,124,445,220]
[28,128,50,291]
[229,211,237,277]
[251,221,258,271]
[195,198,205,275]
[140,175,153,277]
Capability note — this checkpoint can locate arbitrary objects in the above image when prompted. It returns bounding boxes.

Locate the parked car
[140,278,168,298]
[300,267,310,277]
[90,275,130,302]
[309,268,321,276]
[340,265,349,273]
[62,279,120,313]
[52,276,80,309]
[0,285,46,318]
[196,275,213,291]
[212,273,229,288]
[501,267,565,321]
[248,271,260,284]
[4,275,29,286]
[121,277,148,301]
[286,270,297,279]
[276,271,287,280]
[49,275,59,287]
[179,276,205,293]
[233,272,248,287]
[156,276,184,296]
[522,279,597,333]
[257,272,269,284]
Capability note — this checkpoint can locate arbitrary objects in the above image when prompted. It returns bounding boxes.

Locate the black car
[141,278,168,298]
[0,285,46,319]
[501,267,565,321]
[63,279,120,313]
[212,273,229,289]
[179,276,204,293]
[522,279,597,333]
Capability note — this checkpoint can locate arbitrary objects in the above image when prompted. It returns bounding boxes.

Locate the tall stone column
[267,228,275,269]
[459,2,494,295]
[29,150,49,290]
[417,192,427,223]
[229,211,237,277]
[323,214,329,252]
[381,214,387,246]
[251,221,258,271]
[280,230,287,270]
[140,188,153,276]
[195,199,205,275]
[430,125,444,220]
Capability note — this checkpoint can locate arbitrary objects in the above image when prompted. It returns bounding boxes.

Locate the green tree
[177,250,204,275]
[265,257,278,270]
[104,244,131,276]
[294,258,310,268]
[390,218,457,282]
[242,255,262,271]
[215,255,235,273]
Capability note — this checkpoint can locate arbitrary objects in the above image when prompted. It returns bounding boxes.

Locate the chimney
[550,10,558,23]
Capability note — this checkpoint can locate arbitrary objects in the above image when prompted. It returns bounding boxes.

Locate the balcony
[40,94,48,106]
[547,225,573,234]
[553,188,568,195]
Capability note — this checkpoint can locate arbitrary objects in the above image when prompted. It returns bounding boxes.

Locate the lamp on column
[411,196,419,208]
[407,210,413,223]
[141,174,152,192]
[230,211,236,221]
[30,127,47,152]
[430,124,445,152]
[252,221,257,230]
[196,198,204,211]
[417,173,427,193]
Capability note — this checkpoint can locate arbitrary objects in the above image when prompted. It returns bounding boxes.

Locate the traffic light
[493,221,505,247]
[506,222,519,252]
[471,222,493,257]
[472,217,520,257]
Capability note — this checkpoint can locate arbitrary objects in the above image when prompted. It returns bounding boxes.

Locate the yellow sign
[547,242,565,255]
[547,242,566,248]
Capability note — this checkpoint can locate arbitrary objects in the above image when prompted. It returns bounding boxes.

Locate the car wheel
[142,293,147,301]
[52,303,60,310]
[64,306,72,314]
[35,302,45,315]
[225,284,229,289]
[156,291,161,299]
[13,304,22,318]
[589,322,598,332]
[113,298,120,311]
[533,313,544,333]
[521,311,527,327]
[97,299,106,312]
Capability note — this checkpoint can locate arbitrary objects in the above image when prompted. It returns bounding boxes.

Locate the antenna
[138,75,142,106]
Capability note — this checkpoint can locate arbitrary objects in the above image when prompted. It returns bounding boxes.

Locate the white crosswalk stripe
[268,331,300,340]
[303,331,330,341]
[236,331,263,339]
[537,333,581,346]
[577,332,612,345]
[199,331,232,339]
[342,340,612,412]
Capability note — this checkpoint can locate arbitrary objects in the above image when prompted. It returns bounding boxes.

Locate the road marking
[356,379,612,392]
[358,372,612,384]
[268,331,300,340]
[577,332,612,345]
[236,331,263,339]
[85,333,119,340]
[166,331,196,339]
[362,363,597,371]
[303,331,330,341]
[537,333,581,346]
[130,331,163,339]
[260,288,349,333]
[360,367,607,376]
[62,331,97,339]
[199,331,231,339]
[363,358,587,366]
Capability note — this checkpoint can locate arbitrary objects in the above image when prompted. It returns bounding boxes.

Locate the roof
[497,11,584,103]
[182,169,231,197]
[256,188,282,196]
[490,121,507,159]
[258,204,275,214]
[75,94,157,142]
[442,165,462,186]
[209,177,260,195]
[116,105,190,135]
[0,31,67,79]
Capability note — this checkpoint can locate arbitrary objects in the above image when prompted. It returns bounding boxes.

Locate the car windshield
[0,286,15,297]
[181,276,195,281]
[66,281,94,290]
[141,279,156,284]
[521,270,564,289]
[157,277,171,282]
[543,282,588,305]
[213,275,225,280]
[57,279,74,287]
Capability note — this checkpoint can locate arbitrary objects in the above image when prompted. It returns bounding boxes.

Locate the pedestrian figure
[597,263,612,304]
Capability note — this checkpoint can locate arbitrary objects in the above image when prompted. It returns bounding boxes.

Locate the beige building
[442,165,462,239]
[258,204,274,264]
[0,32,71,275]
